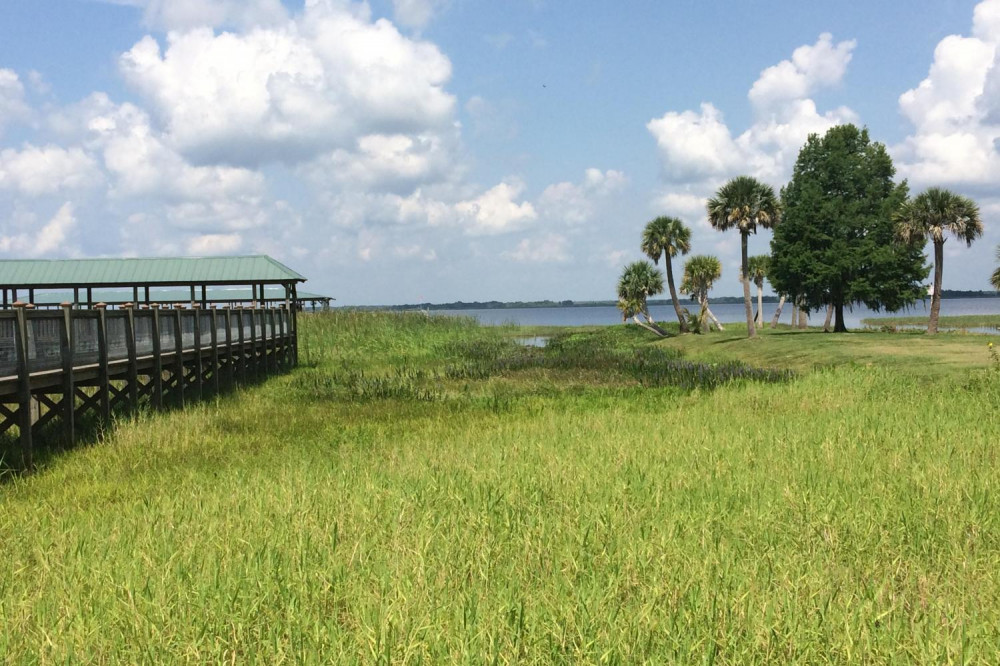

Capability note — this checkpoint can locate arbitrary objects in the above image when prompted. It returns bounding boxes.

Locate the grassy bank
[861,314,1000,329]
[2,312,999,662]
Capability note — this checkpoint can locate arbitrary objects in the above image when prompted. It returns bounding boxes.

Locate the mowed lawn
[1,312,999,663]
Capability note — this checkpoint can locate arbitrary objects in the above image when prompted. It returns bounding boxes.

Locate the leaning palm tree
[641,216,692,333]
[741,254,769,328]
[895,187,983,334]
[680,255,724,333]
[617,260,667,336]
[991,245,1000,291]
[707,176,780,338]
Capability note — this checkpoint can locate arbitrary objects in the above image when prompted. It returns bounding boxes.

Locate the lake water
[433,298,1000,331]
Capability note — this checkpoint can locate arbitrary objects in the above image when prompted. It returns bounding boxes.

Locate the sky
[1,0,1000,305]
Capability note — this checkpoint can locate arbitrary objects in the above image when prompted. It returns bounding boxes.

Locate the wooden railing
[0,303,297,468]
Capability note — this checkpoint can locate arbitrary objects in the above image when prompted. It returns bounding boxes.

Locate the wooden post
[260,308,274,375]
[87,287,93,309]
[124,304,138,412]
[277,308,284,371]
[210,306,220,396]
[13,302,33,468]
[73,287,79,306]
[95,303,110,424]
[144,286,150,306]
[151,304,163,410]
[60,302,75,445]
[223,308,234,389]
[291,283,299,367]
[201,285,207,309]
[237,308,247,385]
[173,305,184,407]
[132,286,139,305]
[279,308,288,371]
[192,304,203,401]
[189,286,196,307]
[250,308,260,379]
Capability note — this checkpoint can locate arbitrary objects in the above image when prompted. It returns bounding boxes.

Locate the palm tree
[991,245,1000,291]
[641,216,692,333]
[895,187,983,334]
[707,176,780,338]
[741,254,769,328]
[617,261,667,335]
[680,255,724,333]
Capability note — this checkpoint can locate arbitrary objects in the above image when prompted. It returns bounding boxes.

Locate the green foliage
[706,176,781,235]
[641,216,691,261]
[616,260,663,321]
[770,124,929,328]
[679,255,722,299]
[743,254,770,288]
[895,187,983,247]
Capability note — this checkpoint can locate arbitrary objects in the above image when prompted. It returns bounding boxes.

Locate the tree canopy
[768,124,928,332]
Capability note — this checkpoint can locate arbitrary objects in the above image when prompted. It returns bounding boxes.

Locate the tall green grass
[1,311,999,662]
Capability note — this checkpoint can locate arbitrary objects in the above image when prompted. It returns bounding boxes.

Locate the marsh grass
[1,311,1000,663]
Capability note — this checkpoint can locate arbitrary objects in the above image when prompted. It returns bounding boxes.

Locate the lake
[432,298,1000,330]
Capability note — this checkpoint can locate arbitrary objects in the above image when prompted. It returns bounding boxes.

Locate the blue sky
[1,0,999,304]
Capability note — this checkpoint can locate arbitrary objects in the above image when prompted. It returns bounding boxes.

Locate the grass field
[2,312,1000,663]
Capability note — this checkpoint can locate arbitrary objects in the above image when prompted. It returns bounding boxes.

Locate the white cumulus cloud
[0,69,30,133]
[0,202,78,257]
[119,2,456,167]
[0,145,102,196]
[647,34,858,188]
[503,233,569,263]
[455,181,537,235]
[894,0,1000,190]
[539,168,627,223]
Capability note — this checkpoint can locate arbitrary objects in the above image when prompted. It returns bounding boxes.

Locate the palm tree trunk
[665,256,688,333]
[704,297,724,331]
[929,240,943,335]
[741,232,756,338]
[755,283,764,327]
[823,303,834,332]
[770,295,786,328]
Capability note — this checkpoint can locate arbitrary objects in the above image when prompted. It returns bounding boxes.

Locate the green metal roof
[25,286,331,306]
[0,255,306,288]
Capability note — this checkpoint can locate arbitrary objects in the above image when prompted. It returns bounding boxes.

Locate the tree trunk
[704,298,724,331]
[797,297,808,329]
[790,298,798,326]
[632,314,667,337]
[833,300,847,333]
[928,240,943,335]
[741,232,756,338]
[823,304,834,332]
[755,283,764,327]
[665,256,688,333]
[771,295,786,328]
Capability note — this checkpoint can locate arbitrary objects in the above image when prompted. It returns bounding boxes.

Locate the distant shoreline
[352,290,1000,311]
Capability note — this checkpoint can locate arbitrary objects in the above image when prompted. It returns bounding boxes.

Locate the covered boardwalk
[0,255,310,470]
[0,255,305,310]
